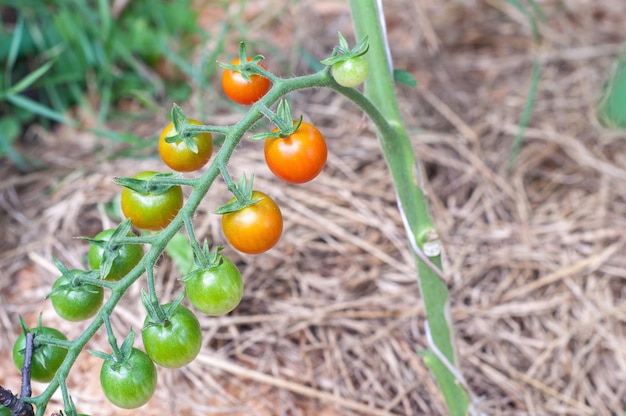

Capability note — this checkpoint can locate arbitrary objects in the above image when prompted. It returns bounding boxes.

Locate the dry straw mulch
[1,1,626,415]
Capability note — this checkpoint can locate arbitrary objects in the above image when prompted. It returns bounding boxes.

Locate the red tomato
[221,191,283,254]
[221,58,271,105]
[264,121,327,184]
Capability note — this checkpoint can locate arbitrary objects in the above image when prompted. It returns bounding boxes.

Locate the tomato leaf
[393,69,418,88]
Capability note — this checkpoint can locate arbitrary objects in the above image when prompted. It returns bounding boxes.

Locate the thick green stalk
[349,1,470,414]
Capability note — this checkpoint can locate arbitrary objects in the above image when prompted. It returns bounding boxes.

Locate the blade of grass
[502,0,544,170]
[6,94,73,125]
[508,58,541,171]
[6,15,24,73]
[597,54,626,129]
[6,59,56,96]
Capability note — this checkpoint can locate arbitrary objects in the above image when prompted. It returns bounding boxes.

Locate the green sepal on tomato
[86,222,144,281]
[12,324,69,383]
[117,171,183,231]
[141,299,202,368]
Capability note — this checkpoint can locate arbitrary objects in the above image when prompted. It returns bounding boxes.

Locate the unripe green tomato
[183,255,243,315]
[100,347,157,409]
[331,56,369,88]
[12,327,68,383]
[141,304,202,368]
[88,229,144,281]
[50,270,104,321]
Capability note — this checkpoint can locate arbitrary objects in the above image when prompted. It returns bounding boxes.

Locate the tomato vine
[1,13,467,414]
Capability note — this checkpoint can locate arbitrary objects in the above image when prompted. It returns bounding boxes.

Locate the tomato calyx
[82,220,142,282]
[320,32,369,67]
[141,290,186,330]
[48,258,102,294]
[214,173,261,215]
[252,100,303,141]
[181,243,225,279]
[166,103,214,154]
[89,328,136,372]
[14,315,71,360]
[218,41,270,82]
[114,172,183,195]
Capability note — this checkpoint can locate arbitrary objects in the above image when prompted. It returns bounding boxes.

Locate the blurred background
[1,1,625,415]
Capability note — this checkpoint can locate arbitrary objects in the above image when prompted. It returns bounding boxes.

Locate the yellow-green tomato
[120,171,183,231]
[158,119,213,172]
[331,56,369,88]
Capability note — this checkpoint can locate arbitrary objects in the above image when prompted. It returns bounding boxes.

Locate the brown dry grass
[1,1,626,415]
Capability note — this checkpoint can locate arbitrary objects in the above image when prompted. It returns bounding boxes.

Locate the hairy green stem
[349,1,470,415]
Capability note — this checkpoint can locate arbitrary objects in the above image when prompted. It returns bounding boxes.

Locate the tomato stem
[349,1,469,414]
[102,315,122,361]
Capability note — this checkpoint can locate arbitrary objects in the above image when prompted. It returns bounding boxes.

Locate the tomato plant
[0,406,10,416]
[12,327,68,383]
[87,228,144,281]
[221,58,271,105]
[183,254,243,315]
[120,171,183,231]
[141,303,202,368]
[49,270,104,322]
[331,55,369,88]
[264,121,327,183]
[100,347,157,409]
[158,119,213,172]
[221,191,283,254]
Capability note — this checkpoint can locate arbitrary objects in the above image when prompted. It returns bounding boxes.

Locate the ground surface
[1,1,625,415]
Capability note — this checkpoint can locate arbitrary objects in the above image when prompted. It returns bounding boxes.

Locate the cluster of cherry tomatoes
[8,45,368,414]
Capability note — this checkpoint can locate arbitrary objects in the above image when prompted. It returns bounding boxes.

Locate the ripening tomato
[13,326,68,383]
[331,56,369,88]
[221,191,282,254]
[87,229,144,281]
[221,58,271,105]
[50,270,104,322]
[141,304,202,368]
[264,121,327,184]
[183,254,243,315]
[100,348,157,409]
[121,171,183,231]
[158,119,213,172]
